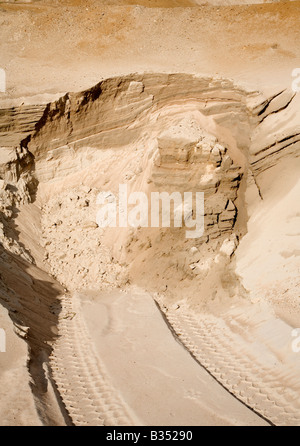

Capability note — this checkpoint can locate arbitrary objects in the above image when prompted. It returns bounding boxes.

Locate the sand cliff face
[1,72,298,308]
[2,73,297,292]
[250,91,300,177]
[1,74,252,292]
[25,74,253,171]
[0,72,299,425]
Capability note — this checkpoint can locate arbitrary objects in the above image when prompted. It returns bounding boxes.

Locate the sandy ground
[0,0,299,427]
[80,288,267,425]
[0,306,41,426]
[0,0,300,107]
[236,158,300,325]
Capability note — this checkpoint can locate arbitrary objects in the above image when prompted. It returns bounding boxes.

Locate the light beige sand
[0,306,41,426]
[80,288,267,425]
[0,0,299,427]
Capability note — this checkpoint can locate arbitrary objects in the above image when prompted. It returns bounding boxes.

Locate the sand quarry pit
[0,0,300,427]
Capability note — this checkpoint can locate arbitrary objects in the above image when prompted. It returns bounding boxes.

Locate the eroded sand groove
[0,73,299,425]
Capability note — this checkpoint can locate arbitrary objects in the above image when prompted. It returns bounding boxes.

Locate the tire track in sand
[156,299,300,426]
[49,294,139,426]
